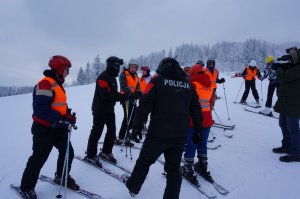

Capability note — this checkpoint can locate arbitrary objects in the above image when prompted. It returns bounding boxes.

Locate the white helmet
[249,60,257,67]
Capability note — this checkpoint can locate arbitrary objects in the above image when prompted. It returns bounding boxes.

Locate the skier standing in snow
[273,47,300,162]
[125,57,203,199]
[181,63,214,182]
[19,55,79,199]
[115,62,142,146]
[240,60,263,104]
[85,56,129,165]
[139,66,152,93]
[260,56,279,115]
[203,58,225,108]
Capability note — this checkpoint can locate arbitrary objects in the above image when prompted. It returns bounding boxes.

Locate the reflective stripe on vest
[204,68,218,89]
[39,77,68,116]
[192,81,213,112]
[139,77,147,93]
[245,66,257,80]
[122,71,139,93]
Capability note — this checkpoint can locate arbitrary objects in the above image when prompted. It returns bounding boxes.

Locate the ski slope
[1,73,299,199]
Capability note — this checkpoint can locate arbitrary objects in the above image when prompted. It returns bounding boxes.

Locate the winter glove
[62,113,77,125]
[130,126,143,143]
[133,91,142,99]
[219,78,225,83]
[119,92,130,102]
[192,129,202,144]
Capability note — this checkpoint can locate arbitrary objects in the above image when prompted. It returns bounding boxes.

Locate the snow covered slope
[1,73,299,199]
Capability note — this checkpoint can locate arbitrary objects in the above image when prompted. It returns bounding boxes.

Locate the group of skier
[17,48,300,199]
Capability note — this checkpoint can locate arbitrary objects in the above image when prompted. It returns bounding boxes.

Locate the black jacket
[92,69,123,114]
[132,64,203,138]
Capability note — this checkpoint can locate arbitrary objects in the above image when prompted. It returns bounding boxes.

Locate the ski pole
[260,80,263,101]
[222,83,230,120]
[209,130,216,141]
[56,124,72,199]
[234,79,244,102]
[212,108,227,132]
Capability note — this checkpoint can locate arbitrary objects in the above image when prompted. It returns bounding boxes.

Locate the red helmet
[48,55,71,75]
[141,66,150,72]
[190,64,204,77]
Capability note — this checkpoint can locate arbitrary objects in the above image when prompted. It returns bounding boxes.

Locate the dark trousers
[241,80,259,101]
[118,102,136,140]
[86,113,116,157]
[265,82,279,108]
[279,114,300,156]
[20,122,74,191]
[126,136,186,199]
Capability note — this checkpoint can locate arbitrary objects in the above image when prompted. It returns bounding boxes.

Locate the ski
[195,173,230,195]
[74,155,126,184]
[162,172,217,199]
[233,101,261,108]
[181,174,217,199]
[38,175,109,199]
[207,144,221,150]
[97,154,132,174]
[212,124,234,130]
[10,184,30,199]
[213,122,235,128]
[244,108,279,119]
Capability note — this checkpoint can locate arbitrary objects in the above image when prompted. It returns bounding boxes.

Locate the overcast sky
[0,0,299,86]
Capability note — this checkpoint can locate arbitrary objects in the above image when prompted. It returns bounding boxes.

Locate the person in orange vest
[19,55,79,199]
[139,66,152,93]
[203,58,225,107]
[240,60,263,104]
[181,63,214,182]
[116,62,142,146]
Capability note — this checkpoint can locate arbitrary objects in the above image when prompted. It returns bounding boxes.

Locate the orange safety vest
[204,68,219,89]
[245,66,257,80]
[122,70,139,93]
[139,77,147,93]
[37,77,68,116]
[192,81,213,112]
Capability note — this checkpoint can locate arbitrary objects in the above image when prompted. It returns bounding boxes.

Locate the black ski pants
[241,80,259,101]
[20,122,74,191]
[265,81,279,108]
[118,101,136,140]
[126,136,186,199]
[86,112,116,158]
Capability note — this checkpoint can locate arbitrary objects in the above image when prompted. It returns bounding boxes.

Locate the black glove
[130,127,143,143]
[219,78,225,83]
[119,92,130,101]
[192,129,202,144]
[133,91,142,99]
[62,113,76,125]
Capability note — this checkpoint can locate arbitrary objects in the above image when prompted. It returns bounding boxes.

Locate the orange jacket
[192,81,213,112]
[245,66,257,80]
[204,68,219,89]
[139,77,147,93]
[121,70,139,93]
[38,77,68,116]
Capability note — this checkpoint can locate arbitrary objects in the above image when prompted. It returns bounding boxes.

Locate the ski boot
[240,99,247,105]
[99,152,117,164]
[180,160,199,184]
[194,155,214,183]
[256,100,260,105]
[84,156,102,168]
[54,173,80,191]
[19,188,37,199]
[279,155,300,162]
[123,174,138,197]
[114,138,124,145]
[260,107,273,116]
[272,146,289,154]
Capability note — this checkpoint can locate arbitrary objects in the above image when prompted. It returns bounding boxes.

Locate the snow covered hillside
[1,73,299,199]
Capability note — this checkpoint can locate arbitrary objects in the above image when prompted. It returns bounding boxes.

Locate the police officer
[125,57,203,199]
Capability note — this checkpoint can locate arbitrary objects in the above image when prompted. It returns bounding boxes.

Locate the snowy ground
[1,73,300,199]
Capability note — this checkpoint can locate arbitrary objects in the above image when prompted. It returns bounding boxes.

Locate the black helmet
[206,58,215,67]
[196,60,204,66]
[106,56,123,76]
[156,57,179,75]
